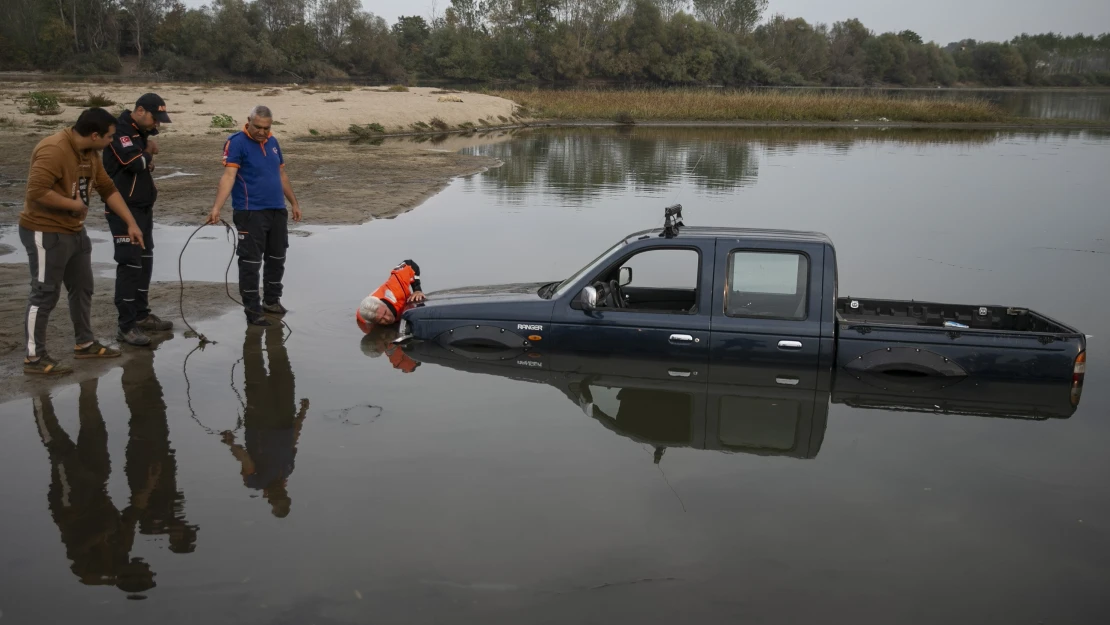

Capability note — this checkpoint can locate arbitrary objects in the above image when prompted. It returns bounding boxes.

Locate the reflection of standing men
[32,346,197,593]
[33,380,154,592]
[122,342,198,552]
[222,326,309,518]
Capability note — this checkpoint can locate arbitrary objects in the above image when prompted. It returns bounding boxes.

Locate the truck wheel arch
[844,346,968,377]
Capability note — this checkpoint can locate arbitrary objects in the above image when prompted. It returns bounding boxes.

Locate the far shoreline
[2,72,1110,93]
[334,118,1110,140]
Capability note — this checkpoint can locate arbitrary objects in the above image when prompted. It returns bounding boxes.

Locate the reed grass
[493,89,1005,123]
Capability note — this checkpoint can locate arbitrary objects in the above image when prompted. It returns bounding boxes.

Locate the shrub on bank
[211,114,236,128]
[22,92,63,116]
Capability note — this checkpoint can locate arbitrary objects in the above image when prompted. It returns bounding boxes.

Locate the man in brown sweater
[19,108,146,375]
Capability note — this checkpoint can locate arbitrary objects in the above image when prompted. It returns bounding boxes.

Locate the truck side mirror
[578,286,598,310]
[619,266,633,287]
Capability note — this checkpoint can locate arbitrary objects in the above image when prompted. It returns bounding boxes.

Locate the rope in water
[177,219,294,437]
[182,342,245,437]
[176,219,293,345]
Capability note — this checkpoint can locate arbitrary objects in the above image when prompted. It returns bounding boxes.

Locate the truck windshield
[550,239,629,299]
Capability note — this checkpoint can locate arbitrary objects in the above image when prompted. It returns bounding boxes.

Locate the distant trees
[691,0,767,35]
[123,0,170,64]
[0,0,1107,87]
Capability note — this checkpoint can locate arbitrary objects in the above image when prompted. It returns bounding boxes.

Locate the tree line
[1,0,1108,87]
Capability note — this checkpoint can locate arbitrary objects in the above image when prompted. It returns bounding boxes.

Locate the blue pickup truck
[399,206,1086,397]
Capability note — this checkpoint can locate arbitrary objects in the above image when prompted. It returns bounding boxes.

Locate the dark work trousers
[107,205,154,331]
[233,209,288,319]
[20,225,95,359]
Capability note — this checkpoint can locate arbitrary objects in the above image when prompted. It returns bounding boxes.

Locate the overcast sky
[181,0,1110,45]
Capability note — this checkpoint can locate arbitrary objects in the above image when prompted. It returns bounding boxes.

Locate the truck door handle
[778,340,803,350]
[776,376,800,386]
[669,334,694,344]
[668,368,693,378]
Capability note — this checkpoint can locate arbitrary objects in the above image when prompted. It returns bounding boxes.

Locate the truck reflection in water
[402,342,1080,463]
[30,338,197,595]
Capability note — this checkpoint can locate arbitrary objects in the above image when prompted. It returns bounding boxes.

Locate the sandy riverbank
[0,82,521,137]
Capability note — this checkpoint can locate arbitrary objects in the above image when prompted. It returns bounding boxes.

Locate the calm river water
[0,126,1107,624]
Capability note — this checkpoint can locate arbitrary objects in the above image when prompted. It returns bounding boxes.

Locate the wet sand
[0,133,503,226]
[0,263,234,402]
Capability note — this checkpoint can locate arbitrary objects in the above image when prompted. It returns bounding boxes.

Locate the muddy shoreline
[0,262,236,403]
[0,133,502,227]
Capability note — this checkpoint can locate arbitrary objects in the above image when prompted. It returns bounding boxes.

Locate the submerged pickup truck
[399,206,1087,395]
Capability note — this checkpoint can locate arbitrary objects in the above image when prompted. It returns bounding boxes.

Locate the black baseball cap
[135,93,171,123]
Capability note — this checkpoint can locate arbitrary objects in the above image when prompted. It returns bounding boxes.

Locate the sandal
[74,340,121,359]
[24,354,73,375]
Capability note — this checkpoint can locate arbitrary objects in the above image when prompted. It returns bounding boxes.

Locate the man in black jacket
[103,93,174,346]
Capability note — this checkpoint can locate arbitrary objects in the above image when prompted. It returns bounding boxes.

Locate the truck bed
[836,297,1078,334]
[835,297,1086,381]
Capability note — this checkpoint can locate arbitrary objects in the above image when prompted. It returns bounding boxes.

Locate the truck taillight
[1071,352,1086,407]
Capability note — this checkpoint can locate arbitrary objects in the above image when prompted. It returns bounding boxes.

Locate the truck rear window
[726,251,809,320]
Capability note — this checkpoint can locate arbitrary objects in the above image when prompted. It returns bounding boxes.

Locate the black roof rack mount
[661,204,683,238]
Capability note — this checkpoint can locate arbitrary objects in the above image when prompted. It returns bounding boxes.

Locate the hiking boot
[262,300,288,315]
[74,340,122,358]
[136,313,174,332]
[24,354,73,376]
[117,327,152,347]
[247,315,273,327]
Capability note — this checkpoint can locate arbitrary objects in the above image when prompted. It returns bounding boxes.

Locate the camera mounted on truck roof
[661,204,684,239]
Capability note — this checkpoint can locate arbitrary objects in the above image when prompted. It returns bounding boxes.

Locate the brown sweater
[20,128,117,233]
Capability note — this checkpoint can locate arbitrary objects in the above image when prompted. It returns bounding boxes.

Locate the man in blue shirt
[207,105,302,326]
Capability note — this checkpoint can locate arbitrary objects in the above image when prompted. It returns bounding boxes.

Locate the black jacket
[103,110,158,208]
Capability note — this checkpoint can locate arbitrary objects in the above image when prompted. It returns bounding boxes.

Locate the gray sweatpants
[20,225,94,359]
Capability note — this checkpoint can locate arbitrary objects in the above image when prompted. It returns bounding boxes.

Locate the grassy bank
[494,89,1005,123]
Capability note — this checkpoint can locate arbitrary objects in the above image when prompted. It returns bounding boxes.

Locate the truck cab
[545,227,836,391]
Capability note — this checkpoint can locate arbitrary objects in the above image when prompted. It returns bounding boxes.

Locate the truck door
[708,239,825,389]
[549,238,714,372]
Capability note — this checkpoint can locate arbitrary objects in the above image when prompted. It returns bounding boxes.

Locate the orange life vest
[356,260,422,333]
[372,262,418,315]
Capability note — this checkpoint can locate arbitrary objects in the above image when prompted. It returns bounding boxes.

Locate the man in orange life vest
[356,260,425,333]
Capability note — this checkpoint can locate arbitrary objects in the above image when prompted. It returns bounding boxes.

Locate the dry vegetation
[493,89,1006,123]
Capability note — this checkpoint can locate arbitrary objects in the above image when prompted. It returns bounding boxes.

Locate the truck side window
[608,248,700,313]
[726,251,809,320]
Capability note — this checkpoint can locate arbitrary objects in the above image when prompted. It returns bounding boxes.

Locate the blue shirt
[222,129,285,211]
